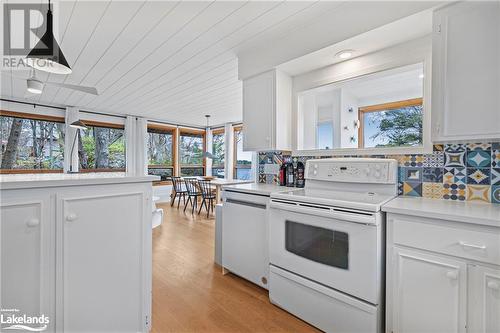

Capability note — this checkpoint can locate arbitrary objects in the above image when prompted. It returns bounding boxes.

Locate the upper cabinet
[242,69,292,151]
[432,1,500,141]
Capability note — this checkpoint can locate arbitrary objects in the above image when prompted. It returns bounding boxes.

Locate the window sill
[0,169,63,174]
[292,145,433,157]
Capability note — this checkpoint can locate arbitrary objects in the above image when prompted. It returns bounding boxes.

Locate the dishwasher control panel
[305,158,397,184]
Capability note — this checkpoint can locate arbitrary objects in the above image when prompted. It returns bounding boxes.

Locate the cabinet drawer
[390,216,500,266]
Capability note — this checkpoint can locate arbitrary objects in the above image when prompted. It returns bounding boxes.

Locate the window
[78,121,125,171]
[211,128,225,178]
[358,98,423,148]
[233,126,253,180]
[179,129,205,176]
[147,124,175,181]
[317,121,333,150]
[0,111,65,172]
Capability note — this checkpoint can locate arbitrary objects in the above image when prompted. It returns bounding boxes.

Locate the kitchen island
[0,173,158,333]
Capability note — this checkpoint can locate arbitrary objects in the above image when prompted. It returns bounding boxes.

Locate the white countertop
[382,197,500,227]
[0,172,159,190]
[222,183,301,196]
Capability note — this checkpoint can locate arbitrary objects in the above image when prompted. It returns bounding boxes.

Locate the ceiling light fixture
[336,50,354,60]
[202,115,214,159]
[25,0,72,75]
[419,73,425,79]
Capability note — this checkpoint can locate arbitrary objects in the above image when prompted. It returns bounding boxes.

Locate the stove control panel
[306,158,397,184]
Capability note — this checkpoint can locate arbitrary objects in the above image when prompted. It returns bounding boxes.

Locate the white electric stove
[268,158,398,333]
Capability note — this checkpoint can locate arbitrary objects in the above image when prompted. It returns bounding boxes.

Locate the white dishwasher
[222,189,270,289]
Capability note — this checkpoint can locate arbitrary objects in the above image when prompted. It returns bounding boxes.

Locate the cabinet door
[243,71,274,151]
[432,1,500,141]
[58,187,150,332]
[391,248,466,333]
[0,196,54,332]
[468,265,500,333]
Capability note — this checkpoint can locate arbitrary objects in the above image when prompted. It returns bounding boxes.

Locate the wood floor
[151,202,320,333]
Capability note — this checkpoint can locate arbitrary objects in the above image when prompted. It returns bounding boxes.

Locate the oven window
[285,221,349,269]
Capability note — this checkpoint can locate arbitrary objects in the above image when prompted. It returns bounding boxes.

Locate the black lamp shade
[25,8,71,74]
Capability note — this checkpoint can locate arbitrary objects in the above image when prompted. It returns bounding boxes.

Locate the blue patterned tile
[467,168,490,185]
[423,167,443,183]
[443,183,466,201]
[404,167,422,182]
[445,151,466,167]
[492,185,500,204]
[491,168,500,186]
[466,143,491,151]
[445,143,465,152]
[398,168,405,182]
[492,145,500,168]
[423,152,444,167]
[467,150,491,167]
[403,181,422,197]
[444,167,466,185]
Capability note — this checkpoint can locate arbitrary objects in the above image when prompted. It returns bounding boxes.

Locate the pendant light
[25,0,72,74]
[202,115,214,159]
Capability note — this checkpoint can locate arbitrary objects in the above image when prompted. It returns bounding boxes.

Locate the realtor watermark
[2,2,59,70]
[1,308,50,331]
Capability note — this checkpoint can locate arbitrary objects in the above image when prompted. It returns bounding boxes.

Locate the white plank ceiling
[1,0,437,127]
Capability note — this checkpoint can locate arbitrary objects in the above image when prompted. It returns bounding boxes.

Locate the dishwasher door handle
[225,198,267,210]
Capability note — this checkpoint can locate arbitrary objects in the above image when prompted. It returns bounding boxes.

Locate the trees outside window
[179,130,205,176]
[78,122,125,171]
[359,98,423,148]
[0,113,65,172]
[147,126,175,181]
[233,127,253,180]
[211,129,224,178]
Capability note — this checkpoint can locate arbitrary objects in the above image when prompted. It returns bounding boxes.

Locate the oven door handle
[270,200,377,225]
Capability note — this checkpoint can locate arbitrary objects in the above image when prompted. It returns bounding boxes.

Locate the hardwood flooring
[151,203,319,333]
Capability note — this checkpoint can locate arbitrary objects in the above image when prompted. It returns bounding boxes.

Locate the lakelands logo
[0,309,49,332]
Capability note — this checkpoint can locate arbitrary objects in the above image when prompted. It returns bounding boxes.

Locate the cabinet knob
[26,218,40,228]
[446,271,458,280]
[66,213,78,222]
[487,281,499,290]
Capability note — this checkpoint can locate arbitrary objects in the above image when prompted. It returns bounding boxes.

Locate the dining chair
[197,179,216,218]
[184,178,202,214]
[170,177,187,208]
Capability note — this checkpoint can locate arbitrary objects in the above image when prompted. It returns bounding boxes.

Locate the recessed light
[419,73,424,79]
[336,50,354,59]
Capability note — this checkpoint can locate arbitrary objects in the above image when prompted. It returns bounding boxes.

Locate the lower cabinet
[468,265,500,333]
[391,248,467,333]
[386,214,500,333]
[0,193,55,332]
[0,182,152,333]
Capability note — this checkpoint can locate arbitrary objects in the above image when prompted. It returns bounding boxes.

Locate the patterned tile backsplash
[258,141,500,204]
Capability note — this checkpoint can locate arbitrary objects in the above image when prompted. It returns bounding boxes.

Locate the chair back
[171,176,185,192]
[185,178,200,195]
[197,180,213,197]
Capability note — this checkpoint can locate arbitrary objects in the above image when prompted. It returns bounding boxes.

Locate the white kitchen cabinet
[0,191,55,332]
[468,265,500,333]
[0,176,154,333]
[432,1,500,141]
[242,69,292,151]
[391,248,467,333]
[57,185,150,332]
[222,190,269,289]
[385,208,500,333]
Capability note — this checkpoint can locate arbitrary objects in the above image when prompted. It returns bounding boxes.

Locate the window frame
[0,109,65,174]
[357,98,423,149]
[147,123,177,185]
[233,125,252,180]
[78,119,126,173]
[211,127,225,178]
[179,127,206,177]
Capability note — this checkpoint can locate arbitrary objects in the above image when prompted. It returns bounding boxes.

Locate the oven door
[269,199,383,304]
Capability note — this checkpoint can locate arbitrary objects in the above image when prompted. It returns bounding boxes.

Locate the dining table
[182,177,253,203]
